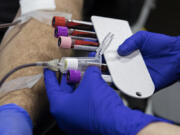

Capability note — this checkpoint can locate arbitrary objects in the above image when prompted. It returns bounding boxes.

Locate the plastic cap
[55,26,68,38]
[52,16,66,27]
[67,70,81,83]
[58,36,72,48]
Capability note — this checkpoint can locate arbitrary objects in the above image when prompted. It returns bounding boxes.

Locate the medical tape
[20,0,56,15]
[0,74,42,98]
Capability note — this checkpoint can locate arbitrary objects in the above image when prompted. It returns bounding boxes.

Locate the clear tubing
[0,20,21,29]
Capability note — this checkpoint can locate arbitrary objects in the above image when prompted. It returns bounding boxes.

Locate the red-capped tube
[52,16,66,28]
[52,16,94,31]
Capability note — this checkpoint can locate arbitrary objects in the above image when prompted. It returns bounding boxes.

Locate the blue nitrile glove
[88,51,96,57]
[0,104,33,135]
[88,52,106,63]
[44,67,169,135]
[118,31,180,90]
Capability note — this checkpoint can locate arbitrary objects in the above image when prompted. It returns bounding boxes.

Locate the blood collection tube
[71,36,98,42]
[67,69,112,84]
[59,57,108,74]
[73,45,97,51]
[55,26,97,38]
[58,36,99,49]
[67,69,81,83]
[52,16,94,31]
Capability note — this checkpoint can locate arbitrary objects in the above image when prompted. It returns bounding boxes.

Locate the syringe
[58,57,107,74]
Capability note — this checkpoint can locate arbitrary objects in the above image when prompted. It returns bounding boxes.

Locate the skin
[0,0,83,124]
[138,122,180,135]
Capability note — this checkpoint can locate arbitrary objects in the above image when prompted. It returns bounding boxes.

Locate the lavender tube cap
[55,26,68,38]
[67,70,81,83]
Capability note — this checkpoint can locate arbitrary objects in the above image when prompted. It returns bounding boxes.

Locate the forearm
[138,122,180,135]
[0,84,46,124]
[0,0,83,125]
[0,18,69,123]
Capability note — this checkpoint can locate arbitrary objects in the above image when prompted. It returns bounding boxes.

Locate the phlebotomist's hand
[44,66,168,135]
[118,31,180,90]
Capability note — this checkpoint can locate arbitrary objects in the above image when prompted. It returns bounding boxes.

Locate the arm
[138,122,180,135]
[0,0,83,127]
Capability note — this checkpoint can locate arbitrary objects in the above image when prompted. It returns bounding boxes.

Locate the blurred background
[0,0,19,42]
[83,0,180,35]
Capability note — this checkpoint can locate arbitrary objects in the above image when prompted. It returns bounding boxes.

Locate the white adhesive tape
[0,74,42,98]
[20,0,56,15]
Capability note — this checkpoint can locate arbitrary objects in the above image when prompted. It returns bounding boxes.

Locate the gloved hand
[0,104,32,135]
[44,67,168,135]
[118,31,180,90]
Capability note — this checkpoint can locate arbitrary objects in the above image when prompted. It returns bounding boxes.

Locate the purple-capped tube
[67,69,81,83]
[54,26,97,38]
[55,26,68,38]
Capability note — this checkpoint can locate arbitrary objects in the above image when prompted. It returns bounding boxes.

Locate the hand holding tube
[44,66,168,135]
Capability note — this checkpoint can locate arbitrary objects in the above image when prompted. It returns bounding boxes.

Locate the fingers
[44,69,74,101]
[83,66,102,80]
[118,31,147,56]
[44,68,61,95]
[60,74,75,93]
[79,66,106,88]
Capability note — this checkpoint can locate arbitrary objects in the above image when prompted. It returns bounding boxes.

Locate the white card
[92,16,155,98]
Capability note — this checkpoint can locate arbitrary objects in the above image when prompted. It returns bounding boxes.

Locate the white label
[65,58,78,70]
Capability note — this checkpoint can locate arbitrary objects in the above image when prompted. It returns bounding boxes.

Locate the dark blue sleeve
[0,104,33,135]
